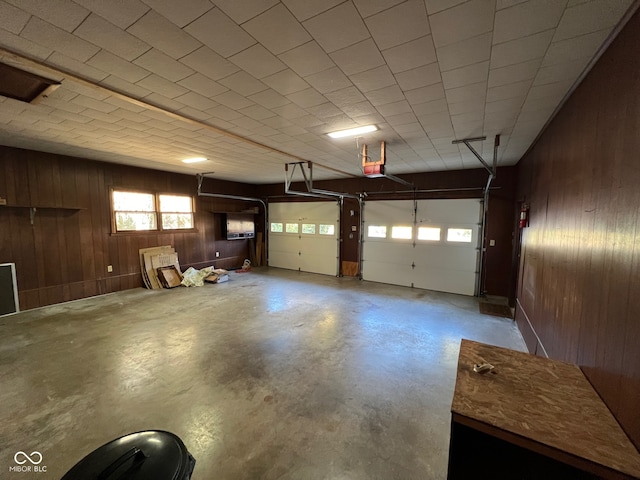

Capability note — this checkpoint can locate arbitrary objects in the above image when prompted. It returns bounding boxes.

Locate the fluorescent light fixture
[182,157,207,164]
[327,125,377,139]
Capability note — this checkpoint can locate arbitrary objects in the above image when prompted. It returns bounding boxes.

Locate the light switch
[489,239,495,247]
[351,225,357,231]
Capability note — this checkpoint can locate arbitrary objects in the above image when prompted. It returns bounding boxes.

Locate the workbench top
[452,339,640,479]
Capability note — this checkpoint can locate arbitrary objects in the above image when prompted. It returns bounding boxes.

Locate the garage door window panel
[447,228,473,243]
[367,225,387,238]
[285,223,299,234]
[302,223,316,234]
[391,226,413,240]
[418,226,441,241]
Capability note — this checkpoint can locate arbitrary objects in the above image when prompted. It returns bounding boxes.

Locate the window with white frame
[447,228,473,243]
[391,226,412,239]
[111,190,194,233]
[367,225,387,238]
[270,222,283,233]
[301,223,316,234]
[319,224,335,235]
[418,226,441,241]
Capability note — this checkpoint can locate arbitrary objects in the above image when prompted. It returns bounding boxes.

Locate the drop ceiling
[0,0,634,183]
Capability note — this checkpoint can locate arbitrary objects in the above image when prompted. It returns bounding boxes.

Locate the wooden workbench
[447,339,640,479]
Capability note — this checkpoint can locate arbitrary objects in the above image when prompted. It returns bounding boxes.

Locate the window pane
[367,225,387,238]
[161,213,193,230]
[270,223,283,233]
[159,194,192,212]
[113,191,154,211]
[302,223,316,234]
[115,212,157,231]
[418,227,441,241]
[319,224,335,235]
[447,228,473,243]
[285,223,299,233]
[391,226,412,239]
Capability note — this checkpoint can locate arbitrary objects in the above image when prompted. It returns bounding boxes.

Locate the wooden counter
[448,339,640,479]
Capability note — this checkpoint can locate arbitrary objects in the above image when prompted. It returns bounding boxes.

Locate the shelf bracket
[30,207,36,225]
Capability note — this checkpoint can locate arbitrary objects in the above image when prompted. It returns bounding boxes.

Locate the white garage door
[362,199,481,296]
[268,201,339,276]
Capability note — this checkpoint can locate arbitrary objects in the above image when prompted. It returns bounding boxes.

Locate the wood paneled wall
[0,147,258,310]
[259,167,518,297]
[515,9,640,449]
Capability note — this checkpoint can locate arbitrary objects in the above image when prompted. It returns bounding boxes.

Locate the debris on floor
[157,266,183,288]
[139,246,181,289]
[236,259,252,273]
[204,269,229,284]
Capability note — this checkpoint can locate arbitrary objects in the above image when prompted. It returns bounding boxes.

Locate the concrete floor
[0,268,525,479]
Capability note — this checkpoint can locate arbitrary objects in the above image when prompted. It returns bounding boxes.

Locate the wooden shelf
[0,204,85,225]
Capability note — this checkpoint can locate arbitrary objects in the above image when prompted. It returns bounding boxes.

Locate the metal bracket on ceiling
[451,135,501,297]
[285,162,360,200]
[361,141,414,188]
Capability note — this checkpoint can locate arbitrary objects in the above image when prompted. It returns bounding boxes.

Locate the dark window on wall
[111,189,194,233]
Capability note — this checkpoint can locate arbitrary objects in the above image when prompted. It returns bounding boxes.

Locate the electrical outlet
[215,252,220,258]
[107,265,113,272]
[489,240,495,247]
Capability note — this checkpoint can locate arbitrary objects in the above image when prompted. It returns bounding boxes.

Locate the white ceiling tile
[206,104,244,121]
[271,103,308,119]
[0,1,30,34]
[174,91,218,110]
[0,27,53,60]
[441,61,489,89]
[382,36,437,74]
[496,0,528,8]
[425,0,467,15]
[87,50,150,83]
[228,44,287,79]
[47,52,109,82]
[238,104,276,121]
[144,92,185,111]
[386,111,420,126]
[218,71,268,96]
[5,0,89,32]
[302,2,370,53]
[72,0,150,29]
[306,102,343,119]
[278,41,335,77]
[366,0,430,50]
[282,0,344,22]
[243,4,311,55]
[329,38,386,76]
[126,10,200,59]
[413,97,449,115]
[365,85,405,107]
[212,90,255,110]
[353,0,405,18]
[490,30,555,68]
[248,89,291,109]
[493,0,567,44]
[350,65,396,92]
[262,69,310,95]
[404,82,446,104]
[376,100,413,116]
[448,97,485,114]
[429,0,495,48]
[485,96,523,113]
[185,7,256,58]
[488,58,542,87]
[324,86,367,107]
[213,0,278,23]
[100,75,153,98]
[542,29,608,66]
[21,16,100,62]
[525,79,572,100]
[437,32,492,71]
[340,101,378,117]
[178,73,228,97]
[304,67,353,93]
[286,88,327,108]
[139,0,213,28]
[395,63,441,90]
[179,46,239,81]
[133,48,194,82]
[486,79,531,102]
[75,13,150,61]
[136,73,189,98]
[445,81,487,103]
[554,0,632,41]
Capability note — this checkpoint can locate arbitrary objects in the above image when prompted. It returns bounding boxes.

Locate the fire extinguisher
[519,204,529,228]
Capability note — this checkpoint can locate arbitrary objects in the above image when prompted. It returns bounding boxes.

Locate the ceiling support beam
[0,46,359,178]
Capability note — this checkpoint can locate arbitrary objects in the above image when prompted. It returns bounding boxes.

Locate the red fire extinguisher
[519,204,529,228]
